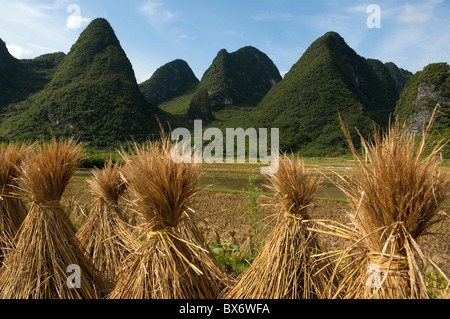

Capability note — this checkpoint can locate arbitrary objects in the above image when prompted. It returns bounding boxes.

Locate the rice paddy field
[66,159,450,278]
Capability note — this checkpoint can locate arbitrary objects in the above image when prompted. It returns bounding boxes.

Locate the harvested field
[190,191,450,275]
[64,178,450,276]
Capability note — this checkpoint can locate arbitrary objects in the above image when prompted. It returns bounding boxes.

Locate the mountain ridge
[247,31,402,155]
[0,38,66,109]
[2,20,438,157]
[0,18,168,146]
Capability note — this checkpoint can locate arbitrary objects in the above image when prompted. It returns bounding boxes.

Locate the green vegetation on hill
[155,32,414,157]
[2,22,429,158]
[384,62,413,94]
[0,39,65,108]
[139,59,199,105]
[158,89,196,115]
[197,46,282,106]
[187,88,213,121]
[0,18,170,147]
[249,32,400,156]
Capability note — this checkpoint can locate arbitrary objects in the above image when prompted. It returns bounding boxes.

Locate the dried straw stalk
[315,108,449,299]
[223,155,339,299]
[0,138,111,299]
[0,143,30,264]
[76,160,140,284]
[109,137,228,299]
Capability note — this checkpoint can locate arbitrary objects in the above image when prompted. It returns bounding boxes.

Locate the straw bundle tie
[34,200,62,209]
[368,252,409,272]
[284,211,304,221]
[147,227,172,238]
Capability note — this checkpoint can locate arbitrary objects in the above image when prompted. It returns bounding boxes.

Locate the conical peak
[217,49,228,57]
[74,17,120,51]
[298,31,358,66]
[314,31,349,50]
[322,31,344,40]
[82,18,115,36]
[235,46,261,54]
[87,17,111,28]
[52,17,136,83]
[162,59,193,72]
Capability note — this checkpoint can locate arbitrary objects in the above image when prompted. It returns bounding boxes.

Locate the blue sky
[0,0,449,83]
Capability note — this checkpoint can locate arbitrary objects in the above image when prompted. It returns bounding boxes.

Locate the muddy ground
[189,191,450,275]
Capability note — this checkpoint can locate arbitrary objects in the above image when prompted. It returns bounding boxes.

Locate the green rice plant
[425,271,448,299]
[209,243,253,277]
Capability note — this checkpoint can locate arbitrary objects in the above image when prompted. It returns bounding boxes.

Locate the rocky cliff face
[409,83,449,133]
[395,62,449,135]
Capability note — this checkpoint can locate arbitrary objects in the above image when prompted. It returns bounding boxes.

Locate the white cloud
[138,72,154,84]
[343,5,368,14]
[37,0,71,11]
[280,70,289,78]
[140,0,176,24]
[6,44,33,59]
[223,29,244,38]
[382,28,449,72]
[398,4,431,23]
[180,34,197,40]
[0,1,83,58]
[368,0,448,72]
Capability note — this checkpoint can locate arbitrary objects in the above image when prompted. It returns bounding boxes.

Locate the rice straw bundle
[109,137,228,299]
[223,155,339,299]
[76,159,140,283]
[0,138,110,299]
[317,109,449,299]
[0,143,30,264]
